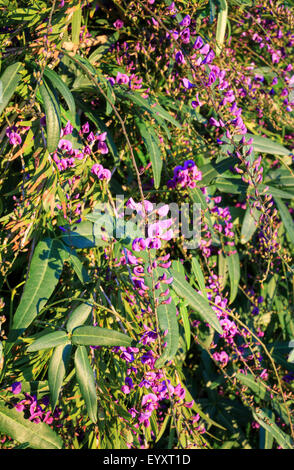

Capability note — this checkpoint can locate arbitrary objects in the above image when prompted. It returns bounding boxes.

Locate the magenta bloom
[113,19,124,29]
[58,139,73,152]
[132,238,146,252]
[8,132,22,146]
[98,141,109,154]
[116,72,129,85]
[11,382,22,395]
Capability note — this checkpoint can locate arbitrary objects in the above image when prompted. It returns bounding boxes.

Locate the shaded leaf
[0,402,63,449]
[74,346,97,423]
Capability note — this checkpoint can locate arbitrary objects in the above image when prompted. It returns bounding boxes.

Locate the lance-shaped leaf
[0,62,23,114]
[252,408,293,449]
[43,67,76,122]
[119,90,182,129]
[274,197,294,245]
[39,77,61,153]
[241,206,260,244]
[215,0,228,56]
[57,240,90,283]
[191,257,206,294]
[233,134,291,156]
[226,250,240,304]
[169,268,223,334]
[27,331,69,352]
[7,239,63,347]
[155,299,179,368]
[0,402,63,449]
[71,326,133,347]
[48,344,72,411]
[66,302,93,333]
[74,346,97,423]
[137,120,162,189]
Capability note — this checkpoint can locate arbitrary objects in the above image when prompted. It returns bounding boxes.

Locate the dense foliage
[0,0,293,449]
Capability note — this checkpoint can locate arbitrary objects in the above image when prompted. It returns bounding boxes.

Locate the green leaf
[71,326,133,347]
[252,408,293,449]
[191,257,206,294]
[43,67,76,123]
[233,134,291,156]
[7,239,63,346]
[226,250,240,304]
[274,197,294,245]
[0,62,23,114]
[259,410,274,449]
[179,302,191,351]
[61,221,96,248]
[215,0,228,56]
[74,345,97,423]
[119,90,182,129]
[215,177,247,194]
[136,120,162,189]
[155,299,179,368]
[27,331,69,352]
[169,267,223,334]
[200,158,234,186]
[39,77,62,153]
[66,302,93,333]
[48,344,72,410]
[236,372,290,425]
[57,242,90,283]
[241,206,260,244]
[188,187,220,245]
[0,402,63,449]
[88,32,119,64]
[72,5,82,45]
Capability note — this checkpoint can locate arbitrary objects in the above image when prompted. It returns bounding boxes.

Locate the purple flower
[132,238,146,252]
[58,139,73,152]
[113,19,124,29]
[179,15,191,27]
[98,141,109,154]
[193,36,204,50]
[116,72,129,85]
[11,382,22,395]
[175,50,185,65]
[182,78,195,89]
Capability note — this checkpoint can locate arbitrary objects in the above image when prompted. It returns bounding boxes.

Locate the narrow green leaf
[43,67,76,122]
[241,206,260,244]
[0,402,63,449]
[137,120,162,189]
[259,410,274,449]
[27,331,69,352]
[179,303,191,351]
[72,4,82,45]
[169,268,223,334]
[252,408,293,449]
[66,302,93,333]
[233,134,291,156]
[71,325,133,347]
[155,299,179,368]
[48,344,72,410]
[119,90,182,129]
[0,62,23,114]
[274,197,294,245]
[188,187,220,245]
[200,158,234,186]
[191,257,206,294]
[226,250,240,304]
[39,77,61,153]
[216,0,228,56]
[57,242,90,283]
[7,239,63,346]
[74,345,97,423]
